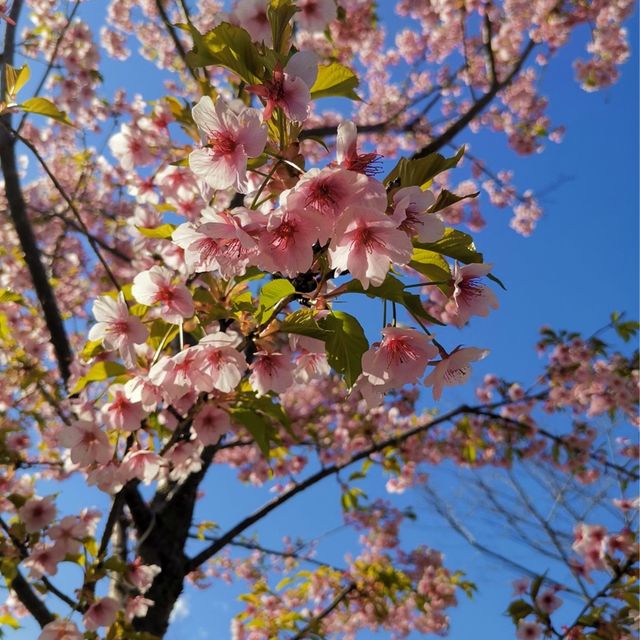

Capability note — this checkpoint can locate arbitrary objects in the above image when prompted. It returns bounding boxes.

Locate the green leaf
[487,272,507,291]
[430,189,479,213]
[184,22,263,83]
[231,408,275,457]
[345,275,445,325]
[80,339,104,361]
[319,311,368,387]
[530,573,546,600]
[70,361,128,395]
[0,289,25,305]
[136,224,176,239]
[268,0,298,55]
[256,279,295,324]
[4,64,29,100]
[310,62,360,101]
[385,147,464,187]
[19,97,72,126]
[416,228,482,264]
[409,248,452,293]
[507,599,534,622]
[279,309,331,340]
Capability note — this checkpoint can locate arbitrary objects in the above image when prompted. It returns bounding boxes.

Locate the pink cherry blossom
[424,347,489,400]
[125,595,154,622]
[18,496,56,532]
[172,208,257,277]
[536,589,562,613]
[189,96,267,192]
[149,348,212,400]
[198,330,247,393]
[392,186,444,243]
[131,266,194,323]
[233,0,271,43]
[335,121,381,176]
[290,335,330,383]
[38,619,82,640]
[123,374,163,412]
[362,327,438,389]
[249,351,295,395]
[83,597,119,631]
[193,404,231,445]
[329,205,413,288]
[248,51,318,122]
[516,620,542,640]
[168,440,203,482]
[23,543,65,578]
[49,515,85,555]
[295,0,336,32]
[293,167,376,225]
[121,450,164,485]
[450,263,499,327]
[103,384,145,431]
[257,198,322,277]
[127,557,162,593]
[109,123,154,171]
[87,292,148,366]
[58,420,113,467]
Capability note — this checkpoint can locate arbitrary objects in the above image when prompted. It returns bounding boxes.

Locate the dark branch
[0,0,73,386]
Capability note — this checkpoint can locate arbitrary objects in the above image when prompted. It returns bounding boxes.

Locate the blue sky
[10,1,639,638]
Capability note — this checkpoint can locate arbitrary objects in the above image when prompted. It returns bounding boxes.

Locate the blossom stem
[250,158,281,209]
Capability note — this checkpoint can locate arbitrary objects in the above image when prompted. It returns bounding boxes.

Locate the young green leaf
[320,311,368,387]
[70,361,128,395]
[385,147,464,187]
[310,62,360,101]
[19,97,73,126]
[256,279,295,324]
[4,64,30,101]
[416,228,483,264]
[279,309,331,340]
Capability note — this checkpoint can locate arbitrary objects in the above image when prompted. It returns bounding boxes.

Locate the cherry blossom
[189,96,267,192]
[131,266,194,323]
[38,620,82,640]
[329,205,413,288]
[193,404,231,445]
[362,327,438,389]
[57,420,113,467]
[335,121,382,176]
[87,292,148,366]
[424,347,490,400]
[18,496,56,533]
[392,186,445,243]
[450,263,500,327]
[83,597,119,631]
[249,351,295,395]
[249,51,318,122]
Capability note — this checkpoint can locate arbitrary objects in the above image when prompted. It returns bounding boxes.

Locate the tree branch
[9,570,55,628]
[4,125,123,292]
[468,409,639,480]
[0,0,73,386]
[290,583,357,640]
[154,0,200,83]
[186,403,472,572]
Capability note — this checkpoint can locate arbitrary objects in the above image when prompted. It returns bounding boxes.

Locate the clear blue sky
[12,2,638,638]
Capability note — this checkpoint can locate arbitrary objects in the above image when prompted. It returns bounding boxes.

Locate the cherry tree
[0,1,637,639]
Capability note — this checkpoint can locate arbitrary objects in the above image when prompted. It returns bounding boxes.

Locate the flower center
[208,131,238,156]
